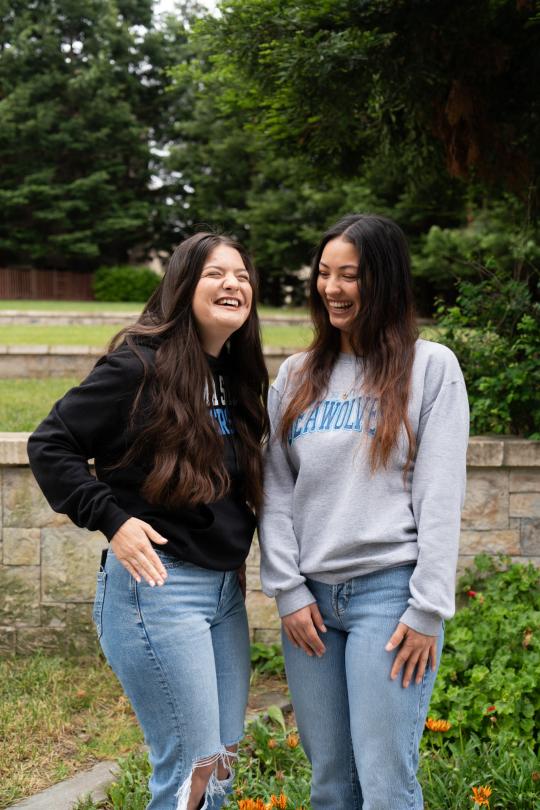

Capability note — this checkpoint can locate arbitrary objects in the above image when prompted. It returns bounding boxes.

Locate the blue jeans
[93,547,250,810]
[283,564,443,810]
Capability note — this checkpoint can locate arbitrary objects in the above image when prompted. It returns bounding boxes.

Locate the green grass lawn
[0,378,81,431]
[0,323,313,349]
[0,300,309,317]
[0,654,142,809]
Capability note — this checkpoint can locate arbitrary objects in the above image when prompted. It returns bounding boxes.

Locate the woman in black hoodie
[28,232,268,810]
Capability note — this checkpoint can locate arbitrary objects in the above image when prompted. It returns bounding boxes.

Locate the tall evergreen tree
[0,0,161,269]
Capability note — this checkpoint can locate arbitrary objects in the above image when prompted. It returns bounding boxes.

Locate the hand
[282,603,327,657]
[111,518,169,587]
[385,622,438,688]
[237,562,247,600]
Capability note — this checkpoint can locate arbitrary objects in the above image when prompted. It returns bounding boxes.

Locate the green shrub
[435,272,540,437]
[93,265,161,302]
[427,555,540,750]
[414,196,540,297]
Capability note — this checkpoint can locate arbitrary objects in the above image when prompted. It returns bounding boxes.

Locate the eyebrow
[319,261,359,270]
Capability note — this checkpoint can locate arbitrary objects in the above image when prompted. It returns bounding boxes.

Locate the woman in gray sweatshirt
[259,214,469,810]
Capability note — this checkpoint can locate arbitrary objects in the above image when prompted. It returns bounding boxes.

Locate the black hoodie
[27,342,256,570]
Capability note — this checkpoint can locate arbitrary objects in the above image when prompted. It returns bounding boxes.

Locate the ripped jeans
[93,546,250,810]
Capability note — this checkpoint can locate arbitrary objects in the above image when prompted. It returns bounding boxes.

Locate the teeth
[216,298,240,307]
[328,300,352,309]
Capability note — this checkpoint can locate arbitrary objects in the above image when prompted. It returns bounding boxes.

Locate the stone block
[520,519,540,555]
[510,470,540,493]
[16,627,65,655]
[41,603,67,627]
[467,439,504,467]
[0,434,30,465]
[503,440,540,467]
[246,565,262,592]
[0,626,16,656]
[65,604,100,656]
[3,528,40,565]
[3,467,70,528]
[252,627,281,644]
[246,590,280,631]
[510,493,540,518]
[461,470,509,530]
[459,530,520,556]
[41,525,105,602]
[0,565,40,626]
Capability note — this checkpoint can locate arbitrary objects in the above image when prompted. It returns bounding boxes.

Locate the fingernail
[149,581,155,587]
[385,643,392,651]
[321,625,327,632]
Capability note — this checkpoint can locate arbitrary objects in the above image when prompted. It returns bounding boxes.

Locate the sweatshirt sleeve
[400,359,469,636]
[259,379,317,617]
[27,346,144,540]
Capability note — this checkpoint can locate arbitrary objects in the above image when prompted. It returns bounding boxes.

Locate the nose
[222,271,239,290]
[325,274,342,297]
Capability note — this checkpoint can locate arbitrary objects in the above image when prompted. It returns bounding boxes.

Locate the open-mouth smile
[327,299,353,311]
[214,297,241,308]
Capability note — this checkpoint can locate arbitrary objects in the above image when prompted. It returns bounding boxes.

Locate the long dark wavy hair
[108,232,269,512]
[281,214,418,474]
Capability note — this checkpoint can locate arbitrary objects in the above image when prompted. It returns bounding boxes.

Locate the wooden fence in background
[0,268,94,300]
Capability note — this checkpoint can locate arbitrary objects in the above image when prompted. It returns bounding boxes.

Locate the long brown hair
[109,232,269,512]
[281,214,418,474]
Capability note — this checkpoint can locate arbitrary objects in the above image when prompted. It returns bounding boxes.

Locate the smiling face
[191,244,254,356]
[316,236,361,352]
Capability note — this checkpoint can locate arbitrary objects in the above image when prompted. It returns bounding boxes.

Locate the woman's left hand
[385,622,438,688]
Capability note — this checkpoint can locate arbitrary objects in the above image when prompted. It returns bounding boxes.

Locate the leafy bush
[250,642,285,679]
[414,197,540,297]
[435,272,540,437]
[427,556,540,750]
[93,265,161,302]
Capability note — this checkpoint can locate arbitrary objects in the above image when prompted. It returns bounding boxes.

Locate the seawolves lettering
[288,396,378,445]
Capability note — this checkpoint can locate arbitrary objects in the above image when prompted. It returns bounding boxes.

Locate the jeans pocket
[92,569,107,639]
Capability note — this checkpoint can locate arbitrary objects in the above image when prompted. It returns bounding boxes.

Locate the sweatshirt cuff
[99,504,132,542]
[400,606,442,637]
[276,583,316,618]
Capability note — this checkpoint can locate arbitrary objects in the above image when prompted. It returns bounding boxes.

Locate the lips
[214,297,241,308]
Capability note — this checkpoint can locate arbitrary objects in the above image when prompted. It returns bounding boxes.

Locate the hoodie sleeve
[27,346,145,540]
[259,370,316,617]
[400,355,470,636]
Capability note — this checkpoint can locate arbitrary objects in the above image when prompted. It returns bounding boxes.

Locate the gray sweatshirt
[259,339,469,636]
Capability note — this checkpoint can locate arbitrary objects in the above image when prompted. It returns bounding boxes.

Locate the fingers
[387,624,438,688]
[111,518,169,587]
[385,623,407,652]
[310,603,327,634]
[282,604,326,657]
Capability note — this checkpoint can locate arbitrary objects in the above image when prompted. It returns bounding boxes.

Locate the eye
[237,272,250,282]
[318,269,329,277]
[202,270,221,278]
[343,275,359,281]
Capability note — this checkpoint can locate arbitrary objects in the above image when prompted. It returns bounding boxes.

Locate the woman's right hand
[110,518,169,587]
[282,603,327,657]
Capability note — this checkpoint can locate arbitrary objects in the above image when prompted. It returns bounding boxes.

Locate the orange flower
[270,794,287,809]
[267,738,278,749]
[286,732,300,748]
[471,785,492,807]
[425,717,452,732]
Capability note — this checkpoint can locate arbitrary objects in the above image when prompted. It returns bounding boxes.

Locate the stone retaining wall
[0,434,539,656]
[0,346,291,379]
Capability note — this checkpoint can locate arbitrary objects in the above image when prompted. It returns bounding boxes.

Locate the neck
[201,334,228,358]
[340,331,354,354]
